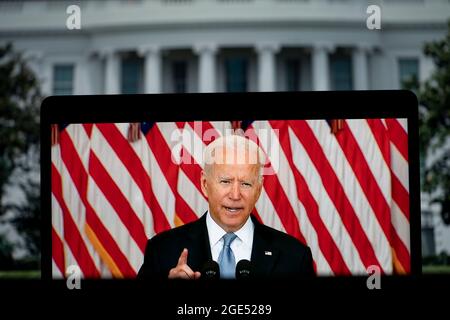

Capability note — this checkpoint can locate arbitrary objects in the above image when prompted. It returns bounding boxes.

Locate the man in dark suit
[137,134,314,279]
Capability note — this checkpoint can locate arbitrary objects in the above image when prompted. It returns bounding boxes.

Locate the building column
[101,48,120,94]
[312,42,333,91]
[139,45,161,93]
[194,43,217,93]
[352,44,370,90]
[80,53,94,95]
[256,42,280,92]
[74,54,92,95]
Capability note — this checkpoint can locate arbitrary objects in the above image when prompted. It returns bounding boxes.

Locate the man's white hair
[203,134,266,181]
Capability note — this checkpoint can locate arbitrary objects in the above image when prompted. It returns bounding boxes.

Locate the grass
[422,265,450,274]
[0,270,41,279]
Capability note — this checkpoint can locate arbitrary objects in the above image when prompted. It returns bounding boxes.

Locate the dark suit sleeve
[300,246,316,277]
[137,237,165,280]
[137,239,152,279]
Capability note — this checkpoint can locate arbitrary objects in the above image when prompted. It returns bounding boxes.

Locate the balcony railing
[0,0,448,31]
[0,0,447,13]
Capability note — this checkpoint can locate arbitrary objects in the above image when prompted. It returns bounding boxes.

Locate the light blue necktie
[218,233,237,279]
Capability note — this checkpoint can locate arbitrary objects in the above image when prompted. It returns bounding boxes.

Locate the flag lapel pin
[264,251,272,256]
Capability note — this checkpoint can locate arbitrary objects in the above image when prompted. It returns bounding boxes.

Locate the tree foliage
[0,43,41,265]
[416,21,450,224]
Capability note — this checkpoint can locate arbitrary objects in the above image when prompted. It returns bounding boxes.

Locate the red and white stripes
[51,119,410,277]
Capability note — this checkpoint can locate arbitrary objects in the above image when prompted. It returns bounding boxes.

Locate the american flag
[51,119,410,278]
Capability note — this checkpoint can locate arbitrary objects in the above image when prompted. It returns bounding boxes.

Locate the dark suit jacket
[137,213,315,279]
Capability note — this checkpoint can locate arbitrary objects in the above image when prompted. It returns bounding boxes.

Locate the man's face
[201,148,263,233]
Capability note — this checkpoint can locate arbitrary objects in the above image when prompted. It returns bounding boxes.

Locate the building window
[330,54,353,90]
[398,58,419,89]
[121,56,143,94]
[225,57,248,92]
[286,59,301,91]
[53,64,74,95]
[172,61,187,93]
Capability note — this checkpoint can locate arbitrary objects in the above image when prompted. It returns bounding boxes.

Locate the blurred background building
[0,0,449,262]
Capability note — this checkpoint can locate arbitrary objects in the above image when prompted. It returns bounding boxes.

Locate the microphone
[235,259,252,279]
[200,260,220,280]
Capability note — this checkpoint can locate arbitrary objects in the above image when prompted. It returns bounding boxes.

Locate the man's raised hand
[168,248,201,280]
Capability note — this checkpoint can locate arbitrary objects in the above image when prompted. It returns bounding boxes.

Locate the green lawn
[0,270,41,278]
[422,265,450,274]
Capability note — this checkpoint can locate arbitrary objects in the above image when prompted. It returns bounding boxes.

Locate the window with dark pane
[330,53,353,90]
[286,58,301,91]
[225,57,248,92]
[53,64,74,95]
[398,58,419,89]
[121,56,143,94]
[172,60,187,93]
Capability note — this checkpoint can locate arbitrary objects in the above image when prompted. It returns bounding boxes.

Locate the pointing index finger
[178,248,188,266]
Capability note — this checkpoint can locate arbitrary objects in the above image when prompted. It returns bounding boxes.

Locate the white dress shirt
[206,211,254,266]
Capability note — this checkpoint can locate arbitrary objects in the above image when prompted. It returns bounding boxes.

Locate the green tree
[0,43,41,267]
[415,21,450,224]
[0,236,14,270]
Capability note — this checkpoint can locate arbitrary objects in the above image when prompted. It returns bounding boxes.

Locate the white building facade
[0,0,448,97]
[1,0,450,255]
